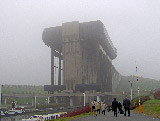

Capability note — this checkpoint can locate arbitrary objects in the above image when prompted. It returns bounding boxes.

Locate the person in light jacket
[101,102,106,115]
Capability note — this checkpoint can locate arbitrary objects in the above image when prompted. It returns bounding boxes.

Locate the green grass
[135,96,160,118]
[51,113,90,121]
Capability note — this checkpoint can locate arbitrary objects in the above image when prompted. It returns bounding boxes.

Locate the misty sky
[0,0,160,85]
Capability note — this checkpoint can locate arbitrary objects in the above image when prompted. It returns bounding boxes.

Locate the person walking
[97,102,101,115]
[112,98,118,117]
[12,101,15,110]
[101,102,106,115]
[123,96,131,117]
[91,101,95,112]
[118,102,123,114]
[91,100,97,115]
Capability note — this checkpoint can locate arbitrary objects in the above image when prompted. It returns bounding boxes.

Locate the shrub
[154,90,160,99]
[130,96,150,110]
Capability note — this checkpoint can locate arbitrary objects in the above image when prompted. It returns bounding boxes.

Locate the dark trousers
[97,109,101,114]
[113,108,117,117]
[102,110,105,115]
[124,107,130,116]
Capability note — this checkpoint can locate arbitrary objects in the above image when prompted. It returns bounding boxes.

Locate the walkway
[72,111,160,121]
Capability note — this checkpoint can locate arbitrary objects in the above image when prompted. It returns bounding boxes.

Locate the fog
[0,0,160,85]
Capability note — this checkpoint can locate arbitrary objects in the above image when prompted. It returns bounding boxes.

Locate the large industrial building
[42,20,121,106]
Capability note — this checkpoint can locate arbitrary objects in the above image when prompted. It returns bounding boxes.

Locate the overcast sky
[0,0,160,85]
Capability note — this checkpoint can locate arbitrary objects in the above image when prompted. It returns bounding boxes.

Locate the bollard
[136,104,137,112]
[139,105,143,113]
[90,105,92,114]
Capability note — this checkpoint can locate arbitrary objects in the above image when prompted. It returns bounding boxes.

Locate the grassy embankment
[135,96,160,118]
[116,76,160,118]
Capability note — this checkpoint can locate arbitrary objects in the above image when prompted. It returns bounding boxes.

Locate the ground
[72,111,160,121]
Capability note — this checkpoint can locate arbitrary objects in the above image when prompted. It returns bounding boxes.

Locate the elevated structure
[42,20,120,105]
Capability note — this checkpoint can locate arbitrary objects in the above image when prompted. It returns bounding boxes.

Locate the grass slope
[141,96,160,118]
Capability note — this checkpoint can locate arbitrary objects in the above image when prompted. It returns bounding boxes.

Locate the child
[101,102,106,115]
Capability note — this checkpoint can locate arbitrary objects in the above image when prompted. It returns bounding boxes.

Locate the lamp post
[83,93,85,107]
[131,83,133,100]
[128,81,133,100]
[35,96,36,109]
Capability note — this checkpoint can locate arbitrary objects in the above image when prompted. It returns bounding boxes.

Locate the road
[72,111,160,121]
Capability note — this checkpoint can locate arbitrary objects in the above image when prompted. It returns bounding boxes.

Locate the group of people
[91,95,131,117]
[112,96,131,117]
[91,100,108,116]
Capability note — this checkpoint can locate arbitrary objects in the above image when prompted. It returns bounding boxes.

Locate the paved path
[72,112,160,121]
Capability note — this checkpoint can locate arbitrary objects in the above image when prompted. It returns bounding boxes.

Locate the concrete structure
[42,20,121,106]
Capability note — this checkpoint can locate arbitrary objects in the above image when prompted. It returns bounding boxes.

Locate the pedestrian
[118,102,122,113]
[97,102,101,115]
[12,101,15,110]
[101,102,106,115]
[123,95,131,117]
[91,100,96,115]
[112,98,118,117]
[93,100,98,116]
[91,101,95,112]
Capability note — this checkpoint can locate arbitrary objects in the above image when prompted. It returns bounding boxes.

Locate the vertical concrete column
[51,48,55,85]
[55,97,58,103]
[48,97,50,104]
[32,97,35,106]
[5,97,7,105]
[70,96,73,107]
[97,96,100,102]
[35,96,37,109]
[58,53,61,86]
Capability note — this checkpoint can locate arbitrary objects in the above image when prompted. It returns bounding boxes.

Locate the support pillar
[55,97,58,103]
[48,97,50,104]
[97,96,100,102]
[5,97,7,105]
[32,97,35,107]
[70,97,73,107]
[35,96,37,109]
[51,48,55,85]
[58,53,61,86]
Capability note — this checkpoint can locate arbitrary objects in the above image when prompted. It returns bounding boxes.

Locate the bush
[130,96,150,110]
[154,90,160,99]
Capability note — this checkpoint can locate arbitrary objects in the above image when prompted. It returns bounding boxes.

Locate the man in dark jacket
[112,98,118,117]
[123,96,131,116]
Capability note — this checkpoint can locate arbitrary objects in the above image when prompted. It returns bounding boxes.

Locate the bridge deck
[2,91,151,97]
